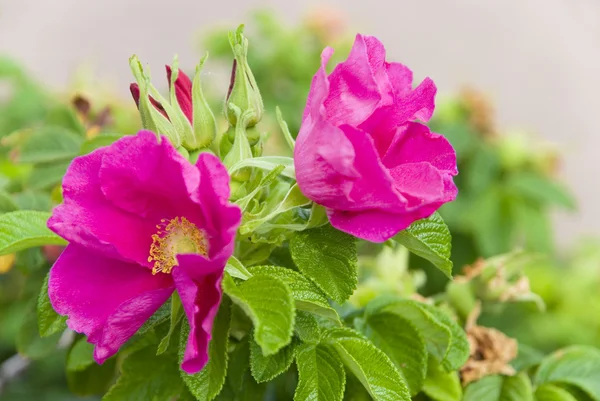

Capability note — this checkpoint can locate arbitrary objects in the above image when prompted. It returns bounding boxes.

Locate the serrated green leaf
[249,265,340,322]
[37,273,67,337]
[180,297,231,401]
[137,300,171,336]
[18,126,83,163]
[535,384,578,401]
[507,172,575,210]
[364,311,427,395]
[157,293,183,355]
[295,343,346,401]
[222,273,295,356]
[80,133,124,154]
[295,311,322,344]
[290,224,358,304]
[421,359,462,401]
[393,212,453,277]
[67,336,95,372]
[103,347,184,401]
[0,210,66,255]
[324,327,411,401]
[225,338,251,395]
[463,374,534,401]
[534,346,600,400]
[249,336,295,383]
[367,298,469,372]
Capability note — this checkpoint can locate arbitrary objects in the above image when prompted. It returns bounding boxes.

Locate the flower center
[148,216,208,275]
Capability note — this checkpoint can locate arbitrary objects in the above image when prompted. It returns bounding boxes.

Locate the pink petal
[386,61,413,98]
[99,131,202,224]
[388,162,445,209]
[193,153,242,258]
[49,244,174,363]
[166,65,193,124]
[295,117,358,209]
[340,126,407,212]
[172,254,225,374]
[328,208,419,242]
[382,122,458,174]
[323,34,392,127]
[302,47,334,122]
[48,146,159,265]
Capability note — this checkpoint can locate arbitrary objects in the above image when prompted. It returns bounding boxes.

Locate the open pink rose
[47,131,241,373]
[295,34,457,242]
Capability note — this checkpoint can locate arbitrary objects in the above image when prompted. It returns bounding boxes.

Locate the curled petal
[328,208,418,242]
[173,254,224,374]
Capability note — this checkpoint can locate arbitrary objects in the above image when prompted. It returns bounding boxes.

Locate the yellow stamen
[148,217,208,274]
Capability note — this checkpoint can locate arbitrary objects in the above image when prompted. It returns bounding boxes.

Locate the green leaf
[229,156,295,179]
[249,265,340,322]
[324,327,411,401]
[290,224,358,304]
[507,172,575,210]
[295,311,322,344]
[0,210,66,255]
[393,212,453,277]
[249,336,295,382]
[80,133,124,154]
[226,255,253,280]
[535,384,578,401]
[17,304,61,359]
[67,336,96,372]
[295,343,346,401]
[463,374,534,401]
[364,311,427,395]
[223,273,294,356]
[67,359,117,396]
[534,346,600,400]
[103,347,184,401]
[511,343,545,371]
[37,273,67,337]
[421,359,462,401]
[18,126,83,163]
[235,165,285,212]
[13,190,51,211]
[27,160,70,190]
[276,106,295,150]
[180,297,231,401]
[157,293,183,355]
[239,183,310,234]
[367,298,469,372]
[0,191,19,213]
[137,301,171,336]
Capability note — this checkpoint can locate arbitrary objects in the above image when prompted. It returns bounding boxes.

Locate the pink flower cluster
[46,33,456,375]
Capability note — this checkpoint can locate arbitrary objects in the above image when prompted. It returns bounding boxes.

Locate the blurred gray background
[0,0,599,248]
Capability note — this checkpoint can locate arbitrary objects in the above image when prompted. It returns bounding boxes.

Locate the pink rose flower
[47,131,241,374]
[295,34,457,242]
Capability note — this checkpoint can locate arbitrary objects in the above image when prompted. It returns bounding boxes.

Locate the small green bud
[224,25,264,128]
[190,54,217,150]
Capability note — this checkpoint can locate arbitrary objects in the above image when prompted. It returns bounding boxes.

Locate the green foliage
[421,359,462,401]
[37,273,67,337]
[222,273,295,356]
[324,327,411,401]
[290,224,358,304]
[295,342,346,401]
[394,212,453,277]
[534,346,600,400]
[463,374,534,401]
[249,336,295,382]
[0,211,66,255]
